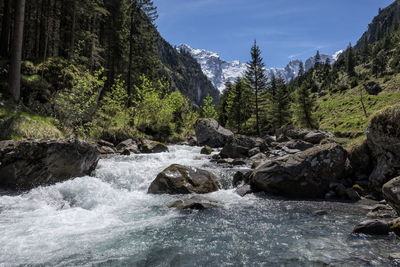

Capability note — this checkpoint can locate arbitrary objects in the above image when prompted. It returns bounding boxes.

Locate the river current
[0,145,398,266]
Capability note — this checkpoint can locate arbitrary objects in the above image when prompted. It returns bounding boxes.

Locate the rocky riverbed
[0,145,399,266]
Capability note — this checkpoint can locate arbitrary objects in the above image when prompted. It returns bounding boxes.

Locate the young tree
[201,94,218,119]
[314,50,321,69]
[227,78,253,134]
[293,82,317,129]
[8,0,26,102]
[270,77,290,131]
[245,40,267,136]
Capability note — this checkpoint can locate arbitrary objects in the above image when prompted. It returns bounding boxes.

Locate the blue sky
[153,0,394,68]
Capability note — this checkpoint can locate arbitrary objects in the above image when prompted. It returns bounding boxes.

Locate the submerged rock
[353,219,390,235]
[250,143,347,199]
[167,196,220,210]
[0,139,99,190]
[195,118,233,148]
[148,164,220,194]
[382,176,400,215]
[200,146,213,155]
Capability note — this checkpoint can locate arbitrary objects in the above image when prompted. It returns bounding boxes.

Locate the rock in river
[0,139,100,190]
[148,164,220,194]
[250,143,347,199]
[382,176,400,215]
[353,219,390,235]
[195,118,233,148]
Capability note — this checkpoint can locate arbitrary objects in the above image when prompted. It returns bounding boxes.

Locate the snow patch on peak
[178,44,342,92]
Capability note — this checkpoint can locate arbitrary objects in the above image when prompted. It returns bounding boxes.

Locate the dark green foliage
[345,43,356,77]
[293,82,317,129]
[269,77,291,131]
[217,81,232,127]
[245,41,268,135]
[226,78,253,134]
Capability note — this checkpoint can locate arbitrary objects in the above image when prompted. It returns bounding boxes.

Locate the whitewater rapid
[0,146,398,266]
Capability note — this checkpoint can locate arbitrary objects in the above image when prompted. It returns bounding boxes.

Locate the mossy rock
[0,115,62,140]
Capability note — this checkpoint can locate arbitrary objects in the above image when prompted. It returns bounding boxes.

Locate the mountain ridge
[178,44,343,92]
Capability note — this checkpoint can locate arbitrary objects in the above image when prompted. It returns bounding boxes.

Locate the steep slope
[357,0,400,46]
[179,44,341,92]
[157,39,220,105]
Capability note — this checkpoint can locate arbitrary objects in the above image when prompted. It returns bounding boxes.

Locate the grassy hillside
[317,74,400,137]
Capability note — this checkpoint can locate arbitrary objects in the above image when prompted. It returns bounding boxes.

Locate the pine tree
[245,40,267,136]
[293,82,317,129]
[270,77,290,131]
[227,78,253,134]
[217,81,233,126]
[201,94,218,119]
[345,43,356,77]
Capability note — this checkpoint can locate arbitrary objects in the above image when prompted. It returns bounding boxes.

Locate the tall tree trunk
[8,0,26,102]
[0,0,11,57]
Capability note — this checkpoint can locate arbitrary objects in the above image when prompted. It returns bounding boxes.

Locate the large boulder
[220,135,267,159]
[353,219,390,235]
[0,139,100,190]
[364,81,382,96]
[367,105,400,190]
[116,139,140,154]
[250,143,347,198]
[195,119,233,148]
[382,177,400,215]
[148,164,220,194]
[347,139,373,179]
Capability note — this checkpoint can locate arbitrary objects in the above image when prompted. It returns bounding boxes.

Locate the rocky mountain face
[178,44,342,92]
[357,0,400,47]
[157,38,220,105]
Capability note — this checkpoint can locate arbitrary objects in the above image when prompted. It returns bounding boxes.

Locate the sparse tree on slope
[345,43,356,77]
[245,40,267,136]
[293,82,317,129]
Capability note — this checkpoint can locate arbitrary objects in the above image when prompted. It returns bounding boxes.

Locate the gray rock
[148,164,220,194]
[383,177,400,215]
[98,146,116,154]
[200,146,213,155]
[232,170,252,187]
[313,210,328,216]
[97,139,114,148]
[195,118,233,148]
[389,253,400,263]
[235,185,252,197]
[364,81,382,95]
[304,131,332,144]
[353,219,390,235]
[367,105,400,191]
[248,147,261,157]
[116,139,140,154]
[346,188,361,202]
[250,143,347,198]
[139,139,169,154]
[220,135,267,159]
[0,139,99,190]
[167,196,219,210]
[283,140,314,151]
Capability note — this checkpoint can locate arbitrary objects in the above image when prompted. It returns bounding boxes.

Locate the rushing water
[0,145,399,266]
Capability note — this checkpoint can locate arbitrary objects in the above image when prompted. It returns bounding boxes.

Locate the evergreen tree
[293,82,317,129]
[217,81,233,126]
[270,77,290,131]
[201,94,218,119]
[345,43,356,77]
[245,40,267,136]
[227,78,253,134]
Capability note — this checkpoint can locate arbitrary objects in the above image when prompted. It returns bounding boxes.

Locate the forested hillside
[0,0,218,142]
[215,0,400,142]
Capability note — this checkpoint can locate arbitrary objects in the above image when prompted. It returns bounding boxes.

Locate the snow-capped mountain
[178,44,342,92]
